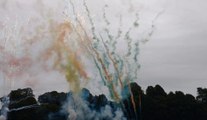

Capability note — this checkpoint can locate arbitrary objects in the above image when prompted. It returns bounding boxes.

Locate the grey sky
[139,0,207,95]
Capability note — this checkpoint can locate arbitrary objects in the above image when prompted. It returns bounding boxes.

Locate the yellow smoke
[43,21,88,93]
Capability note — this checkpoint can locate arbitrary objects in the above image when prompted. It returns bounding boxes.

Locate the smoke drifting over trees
[1,83,207,120]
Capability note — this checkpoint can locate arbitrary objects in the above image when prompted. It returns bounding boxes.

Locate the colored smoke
[0,0,157,119]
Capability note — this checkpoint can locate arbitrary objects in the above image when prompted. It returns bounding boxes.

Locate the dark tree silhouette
[197,88,207,104]
[1,83,207,120]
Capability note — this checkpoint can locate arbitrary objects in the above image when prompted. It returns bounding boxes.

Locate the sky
[139,0,207,95]
[0,0,207,96]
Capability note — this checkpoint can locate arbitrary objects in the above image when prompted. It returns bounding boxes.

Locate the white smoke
[0,116,6,120]
[61,94,126,120]
[0,96,9,120]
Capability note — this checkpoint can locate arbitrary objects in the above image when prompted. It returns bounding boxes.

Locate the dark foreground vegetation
[1,83,207,120]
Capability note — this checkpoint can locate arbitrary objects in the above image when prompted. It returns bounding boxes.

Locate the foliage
[2,83,207,120]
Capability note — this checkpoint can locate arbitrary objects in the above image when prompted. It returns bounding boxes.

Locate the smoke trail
[115,15,123,40]
[127,81,138,120]
[100,34,123,88]
[141,10,164,43]
[133,41,140,80]
[83,0,100,47]
[70,0,142,108]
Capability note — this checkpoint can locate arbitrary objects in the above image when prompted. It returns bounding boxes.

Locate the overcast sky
[0,0,207,96]
[139,0,207,95]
